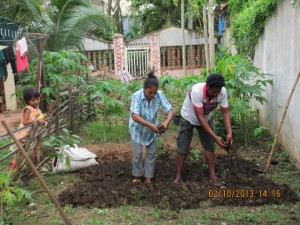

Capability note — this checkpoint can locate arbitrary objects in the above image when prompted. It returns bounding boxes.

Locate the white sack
[52,145,98,173]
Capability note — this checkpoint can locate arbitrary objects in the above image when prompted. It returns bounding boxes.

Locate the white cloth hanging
[16,37,28,57]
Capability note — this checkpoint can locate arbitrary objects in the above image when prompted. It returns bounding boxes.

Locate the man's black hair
[144,71,159,88]
[23,87,40,104]
[206,74,225,88]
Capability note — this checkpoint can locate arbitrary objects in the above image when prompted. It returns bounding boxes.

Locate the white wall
[158,27,206,47]
[253,0,300,168]
[126,26,213,47]
[82,37,112,50]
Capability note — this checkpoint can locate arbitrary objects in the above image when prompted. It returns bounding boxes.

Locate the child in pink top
[9,87,46,170]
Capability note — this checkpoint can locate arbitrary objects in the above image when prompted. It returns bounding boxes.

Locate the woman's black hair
[144,71,159,88]
[23,87,40,104]
[206,74,225,88]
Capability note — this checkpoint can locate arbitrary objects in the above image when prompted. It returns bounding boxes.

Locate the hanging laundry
[0,50,8,80]
[2,46,17,73]
[16,37,29,72]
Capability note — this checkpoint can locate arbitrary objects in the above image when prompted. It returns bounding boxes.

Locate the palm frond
[49,6,116,51]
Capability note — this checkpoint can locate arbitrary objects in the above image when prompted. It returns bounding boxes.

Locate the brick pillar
[113,34,124,79]
[150,33,161,77]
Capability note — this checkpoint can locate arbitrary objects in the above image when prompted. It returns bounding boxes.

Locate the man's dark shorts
[176,117,215,154]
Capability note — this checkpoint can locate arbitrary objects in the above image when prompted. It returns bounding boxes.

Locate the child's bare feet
[8,159,18,170]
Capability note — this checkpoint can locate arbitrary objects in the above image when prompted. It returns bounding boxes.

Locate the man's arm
[194,107,227,148]
[221,107,233,145]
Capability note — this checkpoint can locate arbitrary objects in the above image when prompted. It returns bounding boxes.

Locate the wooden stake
[68,83,74,131]
[13,122,39,179]
[265,72,300,172]
[1,121,72,225]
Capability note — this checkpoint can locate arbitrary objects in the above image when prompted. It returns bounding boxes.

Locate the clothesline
[0,39,17,45]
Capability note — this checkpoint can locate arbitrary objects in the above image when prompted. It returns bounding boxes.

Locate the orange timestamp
[208,189,281,198]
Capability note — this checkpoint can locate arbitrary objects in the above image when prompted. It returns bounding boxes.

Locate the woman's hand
[149,123,160,133]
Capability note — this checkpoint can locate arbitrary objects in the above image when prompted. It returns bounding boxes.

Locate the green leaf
[66,156,71,168]
[2,190,17,206]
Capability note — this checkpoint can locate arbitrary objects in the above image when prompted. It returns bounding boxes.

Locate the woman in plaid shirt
[129,72,173,184]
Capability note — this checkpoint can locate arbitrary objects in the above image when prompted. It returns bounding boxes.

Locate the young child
[9,87,46,170]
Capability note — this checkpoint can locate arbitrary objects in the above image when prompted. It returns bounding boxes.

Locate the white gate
[126,48,149,78]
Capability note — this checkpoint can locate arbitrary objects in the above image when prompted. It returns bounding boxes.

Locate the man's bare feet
[173,177,182,184]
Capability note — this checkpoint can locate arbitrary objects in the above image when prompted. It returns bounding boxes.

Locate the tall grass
[80,120,131,144]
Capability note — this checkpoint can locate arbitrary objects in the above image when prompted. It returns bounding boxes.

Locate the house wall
[128,26,209,47]
[159,27,206,46]
[253,0,300,168]
[161,68,201,77]
[82,37,112,50]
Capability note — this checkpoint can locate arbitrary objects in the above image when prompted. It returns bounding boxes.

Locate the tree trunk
[202,5,210,74]
[208,0,215,68]
[113,0,123,33]
[181,0,186,75]
[107,0,112,15]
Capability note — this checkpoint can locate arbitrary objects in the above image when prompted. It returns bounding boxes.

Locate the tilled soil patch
[58,155,298,210]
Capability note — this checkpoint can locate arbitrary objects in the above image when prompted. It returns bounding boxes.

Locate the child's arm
[22,108,35,126]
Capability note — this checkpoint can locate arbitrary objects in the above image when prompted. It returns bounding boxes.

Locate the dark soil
[58,142,299,210]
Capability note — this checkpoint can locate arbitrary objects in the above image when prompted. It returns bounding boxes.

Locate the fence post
[150,33,161,76]
[113,34,124,80]
[1,121,73,225]
[55,88,60,135]
[68,83,74,131]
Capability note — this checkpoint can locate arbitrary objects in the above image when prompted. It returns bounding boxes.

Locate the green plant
[156,136,167,160]
[230,0,278,58]
[63,204,75,213]
[92,208,109,215]
[291,0,298,7]
[253,125,267,138]
[87,218,103,225]
[221,168,230,180]
[79,80,132,141]
[43,128,80,167]
[0,170,31,223]
[81,120,130,144]
[210,47,273,146]
[20,50,86,101]
[188,148,201,162]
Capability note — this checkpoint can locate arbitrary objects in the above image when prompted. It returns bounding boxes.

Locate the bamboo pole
[68,83,74,131]
[265,72,300,172]
[55,88,61,135]
[1,121,72,225]
[13,123,39,179]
